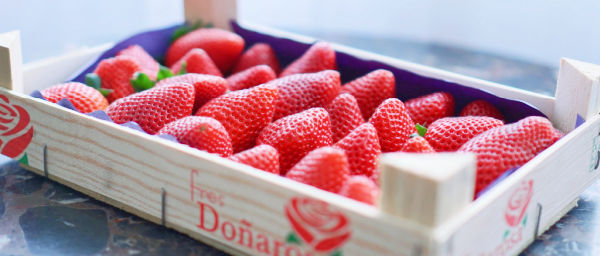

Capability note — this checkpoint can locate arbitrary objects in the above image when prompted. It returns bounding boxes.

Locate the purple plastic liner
[29,91,178,143]
[231,22,545,123]
[575,114,585,129]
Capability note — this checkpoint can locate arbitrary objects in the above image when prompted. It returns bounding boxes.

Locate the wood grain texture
[379,153,476,227]
[0,31,23,93]
[184,0,237,30]
[553,58,600,132]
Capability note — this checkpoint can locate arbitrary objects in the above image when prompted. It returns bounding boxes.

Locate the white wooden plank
[184,0,237,30]
[379,153,476,227]
[0,30,23,93]
[553,58,600,132]
[22,43,112,94]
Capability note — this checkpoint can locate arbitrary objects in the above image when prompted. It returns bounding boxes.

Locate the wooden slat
[379,153,476,227]
[553,58,600,132]
[184,0,237,30]
[0,30,23,93]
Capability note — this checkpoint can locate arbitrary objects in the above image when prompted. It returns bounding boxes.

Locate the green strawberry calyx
[170,19,214,43]
[178,62,187,75]
[156,65,174,81]
[415,124,427,137]
[84,73,113,97]
[131,72,155,92]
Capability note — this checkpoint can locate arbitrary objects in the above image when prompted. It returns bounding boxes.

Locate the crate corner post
[553,58,600,132]
[378,152,477,227]
[0,30,24,93]
[183,0,238,30]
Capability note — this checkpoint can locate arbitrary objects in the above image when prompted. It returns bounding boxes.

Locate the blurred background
[1,0,599,95]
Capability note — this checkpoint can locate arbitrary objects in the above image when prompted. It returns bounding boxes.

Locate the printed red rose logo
[504,180,533,227]
[0,94,33,160]
[285,197,351,254]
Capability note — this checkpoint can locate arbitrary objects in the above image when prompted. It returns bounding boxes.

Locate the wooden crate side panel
[1,88,430,256]
[22,43,112,95]
[432,115,600,256]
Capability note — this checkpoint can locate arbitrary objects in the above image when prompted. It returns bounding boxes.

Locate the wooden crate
[1,1,600,255]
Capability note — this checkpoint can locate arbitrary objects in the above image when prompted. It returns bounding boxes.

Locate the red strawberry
[460,100,505,121]
[280,42,336,77]
[117,45,160,80]
[286,147,349,193]
[326,93,364,142]
[197,84,278,153]
[232,43,281,74]
[156,74,227,112]
[157,116,232,157]
[339,176,379,205]
[41,82,108,113]
[226,65,276,91]
[458,116,563,194]
[425,116,504,152]
[368,98,416,152]
[94,56,141,102]
[257,108,333,174]
[401,136,435,153]
[170,48,222,77]
[334,123,381,177]
[106,83,194,134]
[268,70,341,120]
[341,69,396,119]
[166,28,244,73]
[228,144,280,174]
[405,92,454,127]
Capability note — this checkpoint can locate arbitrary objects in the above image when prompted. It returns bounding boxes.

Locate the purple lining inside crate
[29,90,178,143]
[63,21,549,198]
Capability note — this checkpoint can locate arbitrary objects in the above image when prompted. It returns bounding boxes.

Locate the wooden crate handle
[378,152,476,227]
[0,30,23,93]
[553,58,600,132]
[184,0,237,30]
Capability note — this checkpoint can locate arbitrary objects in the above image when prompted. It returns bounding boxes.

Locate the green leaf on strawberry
[131,72,155,92]
[170,19,208,43]
[85,73,113,97]
[416,124,427,137]
[178,62,187,75]
[156,65,174,81]
[85,73,102,89]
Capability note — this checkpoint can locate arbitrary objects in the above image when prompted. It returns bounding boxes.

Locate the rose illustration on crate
[0,94,33,160]
[504,180,533,227]
[284,197,352,254]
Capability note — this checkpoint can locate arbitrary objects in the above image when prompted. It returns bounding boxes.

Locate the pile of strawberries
[40,26,563,205]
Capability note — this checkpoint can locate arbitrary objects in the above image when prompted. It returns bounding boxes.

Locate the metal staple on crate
[161,188,167,226]
[43,145,48,178]
[534,203,543,239]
